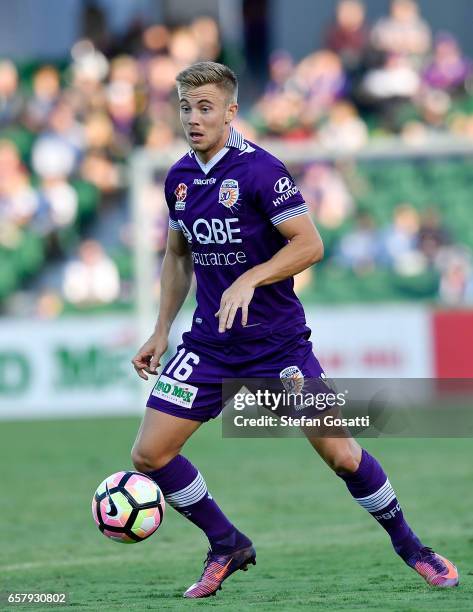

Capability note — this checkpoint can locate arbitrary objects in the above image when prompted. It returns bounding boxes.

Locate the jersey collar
[190,126,245,175]
[225,126,245,149]
[194,146,230,175]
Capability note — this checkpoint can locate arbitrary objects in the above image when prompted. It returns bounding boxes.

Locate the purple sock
[337,449,423,561]
[146,455,251,553]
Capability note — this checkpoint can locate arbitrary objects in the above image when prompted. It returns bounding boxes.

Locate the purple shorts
[146,326,325,422]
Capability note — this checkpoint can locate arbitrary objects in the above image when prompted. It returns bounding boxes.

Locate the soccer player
[131,61,458,597]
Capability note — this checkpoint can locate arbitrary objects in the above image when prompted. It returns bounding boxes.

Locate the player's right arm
[131,228,193,380]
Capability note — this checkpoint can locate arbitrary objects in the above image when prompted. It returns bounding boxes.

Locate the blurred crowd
[333,204,473,305]
[253,0,473,142]
[0,14,228,315]
[253,0,473,143]
[295,162,473,305]
[1,0,473,315]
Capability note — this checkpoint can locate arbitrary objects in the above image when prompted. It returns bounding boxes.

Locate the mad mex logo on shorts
[174,183,188,210]
[218,178,239,209]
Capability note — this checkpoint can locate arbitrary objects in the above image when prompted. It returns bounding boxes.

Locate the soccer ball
[92,471,165,543]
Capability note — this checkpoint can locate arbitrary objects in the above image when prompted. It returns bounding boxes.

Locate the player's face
[178,83,238,162]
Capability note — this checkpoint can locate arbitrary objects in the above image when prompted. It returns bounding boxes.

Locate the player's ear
[225,102,238,124]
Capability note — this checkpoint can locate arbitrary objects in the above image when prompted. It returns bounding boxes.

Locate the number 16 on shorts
[151,348,200,409]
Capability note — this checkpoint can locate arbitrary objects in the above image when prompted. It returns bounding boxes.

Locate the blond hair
[176,61,238,103]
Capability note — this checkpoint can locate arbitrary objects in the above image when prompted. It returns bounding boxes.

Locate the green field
[1,417,471,611]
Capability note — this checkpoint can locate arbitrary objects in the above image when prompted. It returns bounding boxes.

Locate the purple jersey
[165,127,310,344]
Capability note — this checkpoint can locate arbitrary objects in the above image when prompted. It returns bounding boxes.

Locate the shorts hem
[146,400,214,423]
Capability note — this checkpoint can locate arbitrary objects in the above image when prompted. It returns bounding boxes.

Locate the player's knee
[131,446,177,472]
[329,450,360,475]
[130,447,152,472]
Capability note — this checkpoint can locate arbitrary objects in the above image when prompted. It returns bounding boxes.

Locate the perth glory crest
[218,179,239,209]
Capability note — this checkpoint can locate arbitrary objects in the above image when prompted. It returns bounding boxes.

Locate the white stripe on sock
[167,481,207,507]
[165,474,206,504]
[355,479,397,513]
[165,472,208,508]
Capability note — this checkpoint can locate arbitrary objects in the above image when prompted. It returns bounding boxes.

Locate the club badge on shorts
[279,365,304,394]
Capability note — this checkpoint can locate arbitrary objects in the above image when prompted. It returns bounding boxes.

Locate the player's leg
[305,432,423,556]
[305,431,459,587]
[132,407,200,471]
[131,406,251,552]
[133,340,255,597]
[246,326,458,587]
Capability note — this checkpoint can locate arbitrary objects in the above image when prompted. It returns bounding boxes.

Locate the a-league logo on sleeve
[175,183,188,210]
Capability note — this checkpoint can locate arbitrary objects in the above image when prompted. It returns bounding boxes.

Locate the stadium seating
[1,45,473,311]
[306,157,472,303]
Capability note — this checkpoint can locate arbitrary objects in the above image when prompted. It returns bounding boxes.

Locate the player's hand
[215,276,255,332]
[131,332,168,380]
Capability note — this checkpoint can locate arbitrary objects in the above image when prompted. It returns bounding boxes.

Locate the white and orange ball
[92,471,165,543]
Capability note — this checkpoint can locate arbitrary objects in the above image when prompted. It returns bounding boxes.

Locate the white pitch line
[0,554,145,573]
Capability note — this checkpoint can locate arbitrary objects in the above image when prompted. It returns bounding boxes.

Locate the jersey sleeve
[164,174,182,232]
[252,154,309,226]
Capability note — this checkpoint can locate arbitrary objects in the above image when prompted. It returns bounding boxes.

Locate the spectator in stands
[293,50,346,116]
[335,210,380,272]
[146,55,179,117]
[30,131,79,237]
[252,89,306,138]
[422,33,473,95]
[81,150,121,194]
[253,50,308,138]
[379,203,422,273]
[361,53,420,101]
[0,60,23,126]
[169,27,200,68]
[360,53,420,130]
[265,50,294,96]
[418,88,451,129]
[32,99,84,176]
[141,23,171,60]
[318,100,368,151]
[0,139,39,230]
[371,0,431,64]
[105,81,140,148]
[256,50,347,136]
[437,246,473,305]
[144,118,179,151]
[83,110,116,155]
[69,39,109,111]
[399,89,451,145]
[300,162,354,229]
[109,55,141,89]
[62,239,120,306]
[31,132,76,183]
[190,16,222,62]
[417,207,450,263]
[24,66,61,131]
[324,0,369,74]
[36,176,78,234]
[80,110,124,193]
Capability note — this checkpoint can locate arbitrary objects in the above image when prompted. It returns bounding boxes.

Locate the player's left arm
[215,214,323,332]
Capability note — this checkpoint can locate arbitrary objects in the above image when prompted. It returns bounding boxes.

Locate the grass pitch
[1,416,472,611]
